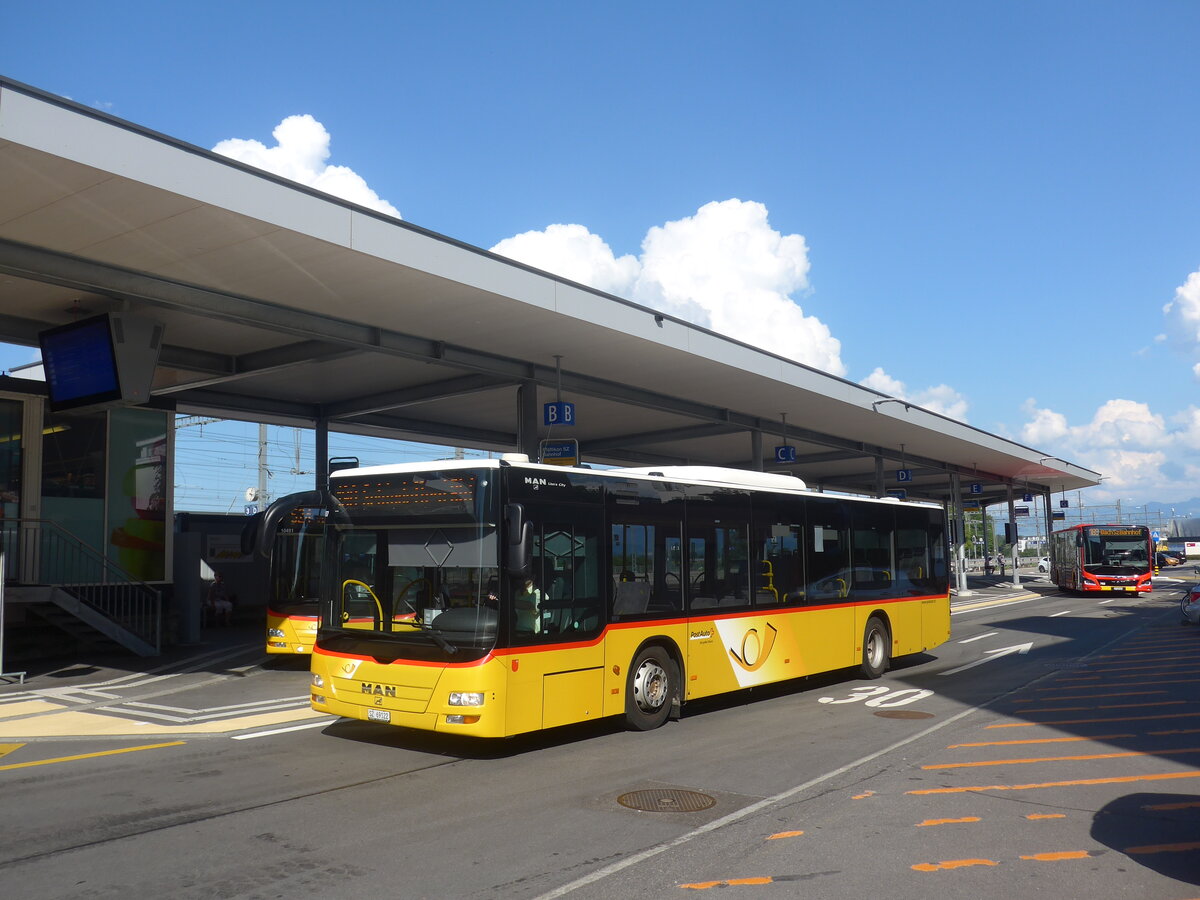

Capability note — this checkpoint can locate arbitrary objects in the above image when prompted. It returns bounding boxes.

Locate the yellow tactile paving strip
[0,702,331,738]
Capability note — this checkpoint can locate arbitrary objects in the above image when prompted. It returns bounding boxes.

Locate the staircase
[2,520,162,658]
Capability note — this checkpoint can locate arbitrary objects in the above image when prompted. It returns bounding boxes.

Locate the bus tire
[860,616,890,679]
[625,646,677,731]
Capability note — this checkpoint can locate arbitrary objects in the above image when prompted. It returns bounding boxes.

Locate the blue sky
[4,2,1200,515]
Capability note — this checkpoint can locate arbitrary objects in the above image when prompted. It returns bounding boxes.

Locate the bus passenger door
[506,513,606,733]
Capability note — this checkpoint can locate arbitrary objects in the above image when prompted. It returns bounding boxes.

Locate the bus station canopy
[0,77,1100,508]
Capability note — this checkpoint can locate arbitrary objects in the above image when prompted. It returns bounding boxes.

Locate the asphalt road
[1,572,1197,899]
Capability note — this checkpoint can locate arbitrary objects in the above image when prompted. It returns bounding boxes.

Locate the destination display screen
[333,471,492,523]
[1090,528,1145,538]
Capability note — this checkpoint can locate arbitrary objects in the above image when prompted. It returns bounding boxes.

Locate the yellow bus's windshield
[322,469,501,659]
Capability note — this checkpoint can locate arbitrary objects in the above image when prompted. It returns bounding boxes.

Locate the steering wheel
[395,577,434,614]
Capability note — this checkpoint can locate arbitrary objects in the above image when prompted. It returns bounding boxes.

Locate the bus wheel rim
[867,630,884,667]
[634,660,668,711]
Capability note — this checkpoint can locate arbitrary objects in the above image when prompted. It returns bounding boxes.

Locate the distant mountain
[1145,500,1200,518]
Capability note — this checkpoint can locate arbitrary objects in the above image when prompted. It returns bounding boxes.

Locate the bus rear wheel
[626,646,677,731]
[860,616,890,678]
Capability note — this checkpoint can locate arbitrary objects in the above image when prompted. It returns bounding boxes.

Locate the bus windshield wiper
[418,622,457,654]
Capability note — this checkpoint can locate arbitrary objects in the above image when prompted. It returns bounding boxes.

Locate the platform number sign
[1023,492,1033,503]
[970,483,983,495]
[544,401,575,426]
[896,469,912,483]
[775,445,797,463]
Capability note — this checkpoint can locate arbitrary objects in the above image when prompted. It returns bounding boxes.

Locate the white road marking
[958,632,998,644]
[231,719,334,740]
[939,642,1034,676]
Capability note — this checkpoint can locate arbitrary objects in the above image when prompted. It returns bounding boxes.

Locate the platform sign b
[544,401,575,426]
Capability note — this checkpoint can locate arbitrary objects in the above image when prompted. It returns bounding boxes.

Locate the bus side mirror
[256,490,327,558]
[504,503,531,576]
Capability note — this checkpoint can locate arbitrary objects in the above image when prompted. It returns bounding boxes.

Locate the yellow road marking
[912,858,998,871]
[1018,701,1185,713]
[1082,657,1196,669]
[1143,800,1200,811]
[1011,691,1165,702]
[1046,678,1196,689]
[0,743,24,759]
[0,700,65,719]
[0,705,329,739]
[916,817,979,826]
[0,741,184,772]
[1020,851,1091,861]
[952,594,1038,612]
[923,747,1200,769]
[1026,814,1066,819]
[1125,841,1200,855]
[680,877,774,889]
[987,710,1200,728]
[908,770,1200,795]
[766,830,804,840]
[949,734,1132,748]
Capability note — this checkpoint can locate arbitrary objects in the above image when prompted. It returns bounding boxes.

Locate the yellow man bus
[252,456,950,737]
[263,507,325,655]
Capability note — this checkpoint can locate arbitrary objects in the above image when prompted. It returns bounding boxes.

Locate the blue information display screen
[39,315,122,410]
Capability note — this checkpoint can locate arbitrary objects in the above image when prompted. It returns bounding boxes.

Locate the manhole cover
[873,709,935,719]
[617,789,716,813]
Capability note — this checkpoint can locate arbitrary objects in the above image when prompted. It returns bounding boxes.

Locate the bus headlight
[311,673,325,688]
[268,628,286,638]
[448,691,485,707]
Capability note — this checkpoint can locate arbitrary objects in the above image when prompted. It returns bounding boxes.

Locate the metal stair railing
[2,518,162,654]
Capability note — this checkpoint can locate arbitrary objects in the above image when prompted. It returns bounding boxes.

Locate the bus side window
[514,513,604,643]
[610,517,684,617]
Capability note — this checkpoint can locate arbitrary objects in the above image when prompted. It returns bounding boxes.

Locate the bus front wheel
[626,646,677,731]
[860,616,890,678]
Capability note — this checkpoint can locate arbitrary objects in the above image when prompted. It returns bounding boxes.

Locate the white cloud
[212,115,401,218]
[489,224,639,296]
[1017,398,1200,503]
[1163,268,1200,342]
[1019,398,1069,444]
[860,367,969,421]
[861,367,905,397]
[491,199,845,375]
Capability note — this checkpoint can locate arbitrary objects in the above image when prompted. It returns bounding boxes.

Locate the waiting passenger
[205,573,234,626]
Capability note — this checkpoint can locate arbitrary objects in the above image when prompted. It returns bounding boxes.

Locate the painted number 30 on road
[817,686,933,707]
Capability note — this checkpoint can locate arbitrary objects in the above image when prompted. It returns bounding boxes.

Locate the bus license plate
[367,708,391,723]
